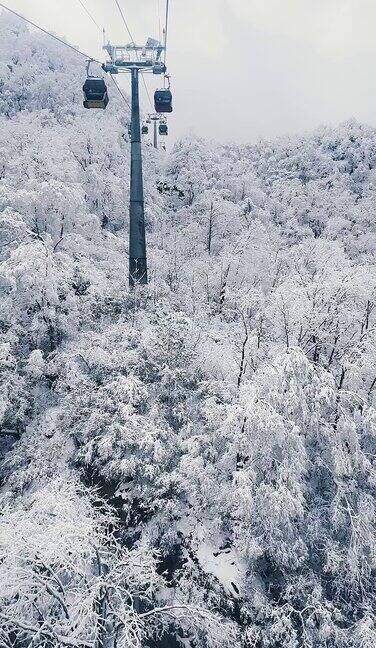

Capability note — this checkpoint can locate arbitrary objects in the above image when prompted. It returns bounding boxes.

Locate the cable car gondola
[159,123,168,136]
[83,60,109,110]
[154,88,173,113]
[142,125,149,135]
[83,78,109,109]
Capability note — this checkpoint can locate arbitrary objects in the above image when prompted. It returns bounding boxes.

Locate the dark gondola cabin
[142,125,149,135]
[83,78,109,109]
[159,123,168,136]
[154,89,173,113]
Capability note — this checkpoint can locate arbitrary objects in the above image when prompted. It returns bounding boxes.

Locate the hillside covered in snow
[0,13,375,648]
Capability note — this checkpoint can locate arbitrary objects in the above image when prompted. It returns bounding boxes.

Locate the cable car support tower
[0,1,172,289]
[102,39,169,287]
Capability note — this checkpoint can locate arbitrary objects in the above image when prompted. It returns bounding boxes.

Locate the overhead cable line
[112,0,154,111]
[163,0,170,66]
[76,0,102,32]
[113,0,135,44]
[142,74,154,111]
[157,0,162,43]
[162,0,170,88]
[109,74,131,109]
[0,1,100,62]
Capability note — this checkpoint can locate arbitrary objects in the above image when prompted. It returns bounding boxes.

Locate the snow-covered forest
[0,12,375,648]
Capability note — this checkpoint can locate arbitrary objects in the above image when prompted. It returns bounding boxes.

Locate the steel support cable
[112,0,154,111]
[157,0,162,42]
[113,0,135,44]
[142,75,154,111]
[76,0,102,31]
[0,1,100,62]
[162,0,169,88]
[163,0,170,66]
[109,74,131,109]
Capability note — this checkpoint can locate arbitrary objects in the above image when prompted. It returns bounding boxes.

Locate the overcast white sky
[5,0,376,143]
